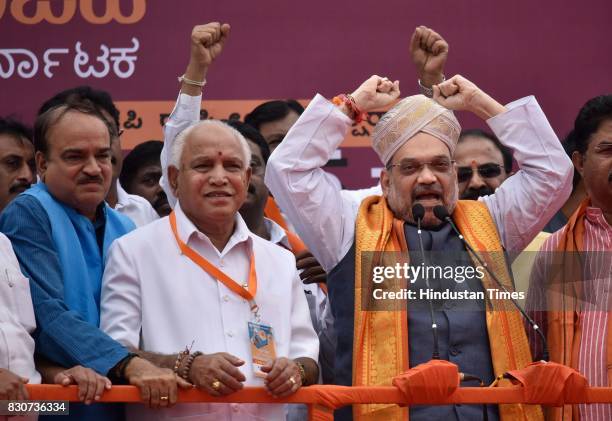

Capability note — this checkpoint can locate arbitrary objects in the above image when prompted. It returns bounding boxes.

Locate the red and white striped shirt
[527,207,612,420]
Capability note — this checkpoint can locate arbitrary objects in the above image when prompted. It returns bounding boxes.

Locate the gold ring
[160,396,169,400]
[211,380,221,391]
[288,376,296,385]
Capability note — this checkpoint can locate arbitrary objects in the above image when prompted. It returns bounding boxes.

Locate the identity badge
[248,321,277,377]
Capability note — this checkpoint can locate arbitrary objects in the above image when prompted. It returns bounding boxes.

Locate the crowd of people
[0,21,610,421]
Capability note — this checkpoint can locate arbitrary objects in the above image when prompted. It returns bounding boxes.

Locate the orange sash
[264,196,328,295]
[265,196,289,230]
[546,198,612,420]
[169,211,259,310]
[353,196,542,421]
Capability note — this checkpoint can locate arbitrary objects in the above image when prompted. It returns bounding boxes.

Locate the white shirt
[113,181,159,227]
[100,204,319,421]
[265,94,574,271]
[0,233,40,384]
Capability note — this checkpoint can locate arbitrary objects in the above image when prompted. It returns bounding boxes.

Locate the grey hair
[170,119,252,168]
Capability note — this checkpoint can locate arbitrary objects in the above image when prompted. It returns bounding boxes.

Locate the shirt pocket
[0,267,36,333]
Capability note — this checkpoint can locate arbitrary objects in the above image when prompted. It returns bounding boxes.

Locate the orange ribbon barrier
[25,384,612,405]
[392,360,460,405]
[505,361,590,406]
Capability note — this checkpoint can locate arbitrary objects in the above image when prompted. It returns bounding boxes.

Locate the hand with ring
[124,357,191,408]
[189,353,246,396]
[261,357,301,398]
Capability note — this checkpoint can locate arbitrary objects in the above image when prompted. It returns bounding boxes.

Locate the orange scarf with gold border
[353,196,542,420]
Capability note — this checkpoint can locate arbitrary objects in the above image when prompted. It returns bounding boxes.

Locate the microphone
[433,205,549,362]
[411,203,440,360]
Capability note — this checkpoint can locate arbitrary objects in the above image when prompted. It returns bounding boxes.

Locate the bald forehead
[49,110,109,140]
[182,124,245,163]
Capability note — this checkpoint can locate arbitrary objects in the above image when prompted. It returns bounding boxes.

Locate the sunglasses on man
[457,163,503,183]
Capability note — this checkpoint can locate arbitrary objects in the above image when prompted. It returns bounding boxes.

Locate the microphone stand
[434,206,549,362]
[415,211,440,360]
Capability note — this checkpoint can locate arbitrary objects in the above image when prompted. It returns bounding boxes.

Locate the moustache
[411,185,444,201]
[461,186,495,200]
[77,176,104,185]
[9,181,31,194]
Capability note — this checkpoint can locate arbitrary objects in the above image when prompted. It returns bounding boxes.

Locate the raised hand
[189,22,230,70]
[349,75,400,114]
[54,365,110,405]
[188,352,246,396]
[183,22,231,92]
[433,75,506,120]
[409,26,448,87]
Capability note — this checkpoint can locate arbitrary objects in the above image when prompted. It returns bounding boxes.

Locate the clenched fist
[433,75,506,120]
[182,22,231,93]
[189,22,230,70]
[409,26,448,88]
[348,75,400,114]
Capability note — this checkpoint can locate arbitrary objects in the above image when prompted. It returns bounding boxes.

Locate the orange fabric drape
[265,196,328,294]
[264,196,289,230]
[505,362,589,406]
[353,196,542,421]
[24,384,612,405]
[546,198,612,420]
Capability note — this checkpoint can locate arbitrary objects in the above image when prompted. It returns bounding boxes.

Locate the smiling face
[381,132,458,227]
[37,110,112,219]
[169,124,251,231]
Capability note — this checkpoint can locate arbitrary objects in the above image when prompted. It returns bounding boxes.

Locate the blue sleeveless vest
[24,183,135,327]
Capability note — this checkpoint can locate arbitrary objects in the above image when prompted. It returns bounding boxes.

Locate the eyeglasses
[456,163,503,183]
[386,158,455,176]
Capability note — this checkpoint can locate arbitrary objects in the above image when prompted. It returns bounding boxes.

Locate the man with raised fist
[265,36,572,419]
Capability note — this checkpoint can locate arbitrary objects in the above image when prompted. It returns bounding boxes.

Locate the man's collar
[115,181,130,208]
[264,217,290,248]
[174,202,252,252]
[586,206,612,230]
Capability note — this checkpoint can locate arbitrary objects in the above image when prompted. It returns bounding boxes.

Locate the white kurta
[100,204,319,421]
[0,233,40,384]
[264,94,574,271]
[114,181,159,227]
